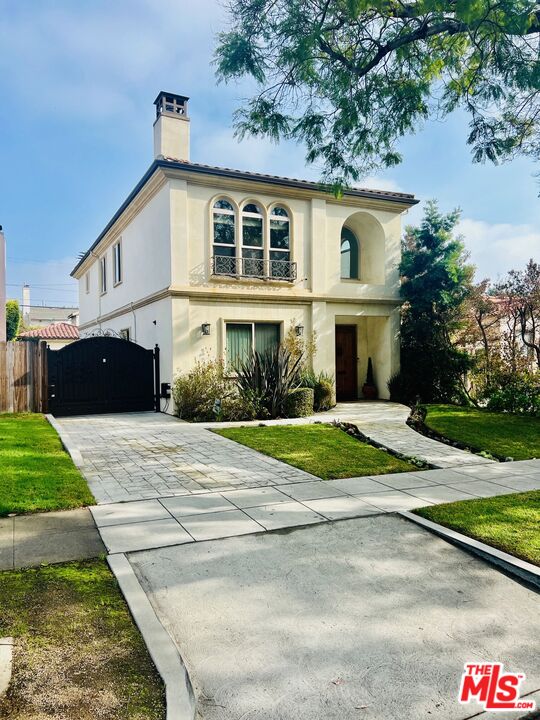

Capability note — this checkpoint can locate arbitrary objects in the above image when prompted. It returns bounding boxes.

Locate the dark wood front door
[335,325,357,400]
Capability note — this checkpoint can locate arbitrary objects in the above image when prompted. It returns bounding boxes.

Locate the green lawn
[415,490,540,566]
[424,404,540,460]
[0,559,165,719]
[0,413,94,516]
[215,424,417,479]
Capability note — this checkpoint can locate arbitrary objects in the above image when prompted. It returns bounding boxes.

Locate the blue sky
[1,0,539,307]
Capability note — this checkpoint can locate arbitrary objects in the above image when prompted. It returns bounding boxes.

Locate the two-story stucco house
[72,92,418,410]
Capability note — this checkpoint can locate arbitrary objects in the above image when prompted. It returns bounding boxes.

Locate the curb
[107,554,195,720]
[0,637,13,697]
[46,414,85,468]
[400,511,540,591]
[462,688,540,719]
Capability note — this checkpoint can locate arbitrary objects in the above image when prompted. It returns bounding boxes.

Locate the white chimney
[0,227,5,342]
[153,91,190,161]
[22,284,30,326]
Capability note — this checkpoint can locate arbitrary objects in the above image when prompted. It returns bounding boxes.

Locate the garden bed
[0,413,95,516]
[214,423,418,479]
[0,559,165,719]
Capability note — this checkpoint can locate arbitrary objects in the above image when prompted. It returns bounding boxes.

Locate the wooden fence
[0,340,48,413]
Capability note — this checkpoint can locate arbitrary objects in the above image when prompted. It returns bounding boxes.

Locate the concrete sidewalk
[89,460,540,555]
[0,508,105,570]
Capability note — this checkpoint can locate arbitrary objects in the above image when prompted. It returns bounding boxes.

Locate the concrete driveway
[130,514,539,720]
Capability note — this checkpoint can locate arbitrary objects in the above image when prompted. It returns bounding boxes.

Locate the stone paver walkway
[90,459,540,554]
[0,508,105,570]
[54,412,317,503]
[202,401,494,468]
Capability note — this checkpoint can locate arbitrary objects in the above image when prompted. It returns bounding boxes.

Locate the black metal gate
[47,337,159,416]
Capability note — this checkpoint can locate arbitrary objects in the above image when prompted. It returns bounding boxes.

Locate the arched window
[340,227,359,280]
[242,203,264,277]
[213,199,236,275]
[269,206,291,279]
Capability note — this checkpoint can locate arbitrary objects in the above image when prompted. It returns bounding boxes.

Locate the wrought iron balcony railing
[212,255,297,282]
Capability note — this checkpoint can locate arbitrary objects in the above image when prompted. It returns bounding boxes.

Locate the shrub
[485,372,540,417]
[299,370,335,411]
[387,371,412,404]
[173,358,228,421]
[285,387,314,417]
[235,345,302,418]
[219,393,258,421]
[6,300,20,341]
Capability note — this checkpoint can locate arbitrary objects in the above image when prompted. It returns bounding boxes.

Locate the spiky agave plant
[235,345,303,418]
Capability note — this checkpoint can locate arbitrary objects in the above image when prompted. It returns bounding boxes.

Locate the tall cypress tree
[398,201,474,403]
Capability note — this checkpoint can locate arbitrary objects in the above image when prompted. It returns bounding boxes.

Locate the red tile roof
[19,322,79,340]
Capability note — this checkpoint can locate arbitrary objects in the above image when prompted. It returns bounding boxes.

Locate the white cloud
[0,0,224,120]
[195,126,319,180]
[458,218,540,282]
[354,177,405,194]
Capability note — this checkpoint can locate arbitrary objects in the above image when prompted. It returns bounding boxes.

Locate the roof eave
[72,159,418,276]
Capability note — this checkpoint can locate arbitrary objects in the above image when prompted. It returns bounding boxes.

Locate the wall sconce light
[295,325,304,337]
[201,322,211,336]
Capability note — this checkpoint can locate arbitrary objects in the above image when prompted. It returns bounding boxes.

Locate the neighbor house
[18,321,79,349]
[72,92,418,410]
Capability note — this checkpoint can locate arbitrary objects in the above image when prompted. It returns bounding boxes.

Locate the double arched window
[340,227,360,280]
[212,198,294,280]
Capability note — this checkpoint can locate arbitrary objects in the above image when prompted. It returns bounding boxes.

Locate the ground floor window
[119,328,130,341]
[226,322,280,369]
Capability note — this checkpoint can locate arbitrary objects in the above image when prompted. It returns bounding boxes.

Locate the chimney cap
[154,91,189,119]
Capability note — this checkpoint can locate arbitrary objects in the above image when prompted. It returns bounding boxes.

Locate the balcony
[211,256,297,282]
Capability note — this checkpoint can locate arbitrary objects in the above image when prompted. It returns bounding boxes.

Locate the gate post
[154,344,160,412]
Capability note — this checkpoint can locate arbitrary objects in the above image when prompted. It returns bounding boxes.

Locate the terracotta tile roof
[19,322,79,340]
[160,158,418,202]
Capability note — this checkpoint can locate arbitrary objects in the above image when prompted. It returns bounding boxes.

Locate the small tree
[6,300,20,341]
[398,201,474,403]
[496,259,540,370]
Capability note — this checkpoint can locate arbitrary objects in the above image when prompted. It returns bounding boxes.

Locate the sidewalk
[0,508,105,570]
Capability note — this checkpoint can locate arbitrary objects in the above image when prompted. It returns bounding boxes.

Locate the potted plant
[362,357,378,399]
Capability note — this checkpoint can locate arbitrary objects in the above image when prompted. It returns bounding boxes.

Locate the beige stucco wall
[77,169,409,406]
[78,182,171,326]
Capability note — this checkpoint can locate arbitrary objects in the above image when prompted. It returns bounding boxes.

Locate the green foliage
[0,560,165,719]
[285,387,314,418]
[173,358,235,421]
[486,372,540,416]
[282,321,317,368]
[235,345,303,418]
[299,370,335,411]
[215,424,417,480]
[215,1,540,190]
[415,490,540,566]
[399,201,474,403]
[365,357,375,386]
[424,403,540,460]
[0,413,95,516]
[6,299,20,340]
[387,371,408,404]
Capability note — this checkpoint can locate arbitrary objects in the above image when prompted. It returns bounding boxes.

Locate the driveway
[54,412,317,502]
[130,514,540,720]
